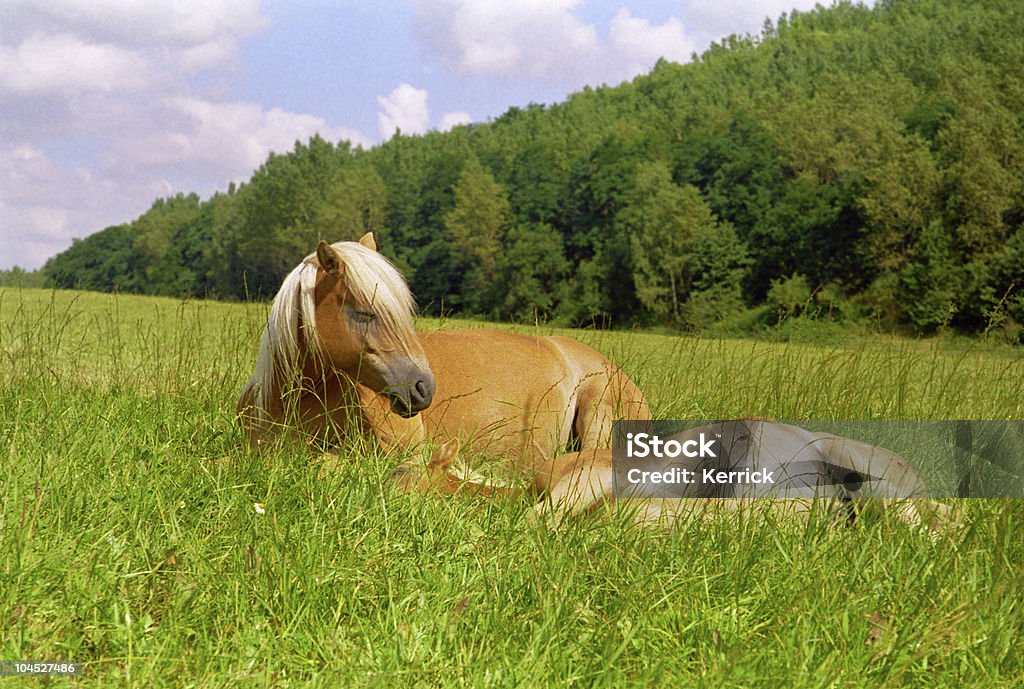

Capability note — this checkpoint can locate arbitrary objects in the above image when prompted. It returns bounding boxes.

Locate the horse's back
[419,329,571,391]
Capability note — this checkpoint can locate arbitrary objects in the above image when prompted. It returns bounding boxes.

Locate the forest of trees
[42,0,1024,338]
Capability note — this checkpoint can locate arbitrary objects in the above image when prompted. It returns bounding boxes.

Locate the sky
[0,0,843,271]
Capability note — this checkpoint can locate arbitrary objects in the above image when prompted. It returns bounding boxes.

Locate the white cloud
[377,83,431,139]
[2,146,64,204]
[0,33,149,96]
[0,95,374,269]
[154,98,371,172]
[440,111,473,131]
[0,143,157,268]
[10,0,270,49]
[683,0,827,45]
[180,36,240,73]
[0,1,371,269]
[415,0,598,82]
[608,9,694,71]
[413,0,703,89]
[414,0,839,90]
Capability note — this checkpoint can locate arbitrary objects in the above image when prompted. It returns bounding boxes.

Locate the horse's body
[237,234,650,465]
[417,329,648,468]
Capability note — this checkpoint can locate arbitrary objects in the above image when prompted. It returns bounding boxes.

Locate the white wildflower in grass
[253,503,265,515]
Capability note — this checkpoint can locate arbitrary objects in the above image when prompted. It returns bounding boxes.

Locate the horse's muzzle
[389,371,436,418]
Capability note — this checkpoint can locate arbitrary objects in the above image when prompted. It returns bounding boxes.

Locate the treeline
[44,0,1024,338]
[0,267,46,288]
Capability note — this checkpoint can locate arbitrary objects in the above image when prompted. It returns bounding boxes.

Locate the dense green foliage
[44,0,1024,336]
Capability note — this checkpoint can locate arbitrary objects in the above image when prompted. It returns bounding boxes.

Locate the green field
[2,287,1022,687]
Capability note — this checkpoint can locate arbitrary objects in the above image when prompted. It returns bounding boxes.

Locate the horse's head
[311,233,435,417]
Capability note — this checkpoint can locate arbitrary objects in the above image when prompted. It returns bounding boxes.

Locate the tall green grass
[2,288,1022,687]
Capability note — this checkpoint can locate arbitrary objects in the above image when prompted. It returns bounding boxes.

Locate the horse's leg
[807,431,959,535]
[528,448,617,524]
[390,438,525,498]
[572,369,647,448]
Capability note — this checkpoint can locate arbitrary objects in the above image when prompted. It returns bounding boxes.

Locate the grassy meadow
[1,287,1023,687]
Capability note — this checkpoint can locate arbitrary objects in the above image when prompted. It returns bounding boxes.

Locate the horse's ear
[358,232,377,251]
[317,240,344,275]
[431,438,460,469]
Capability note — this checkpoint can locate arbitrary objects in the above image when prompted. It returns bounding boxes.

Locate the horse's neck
[297,354,361,409]
[275,353,425,449]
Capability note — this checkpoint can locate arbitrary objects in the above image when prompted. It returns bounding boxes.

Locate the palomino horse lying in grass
[394,421,956,533]
[237,233,650,468]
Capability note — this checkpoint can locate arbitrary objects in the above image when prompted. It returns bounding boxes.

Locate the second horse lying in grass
[392,420,956,532]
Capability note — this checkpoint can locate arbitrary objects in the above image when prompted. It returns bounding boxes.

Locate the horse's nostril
[398,374,434,415]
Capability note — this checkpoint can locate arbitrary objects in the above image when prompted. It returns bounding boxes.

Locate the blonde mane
[248,241,417,416]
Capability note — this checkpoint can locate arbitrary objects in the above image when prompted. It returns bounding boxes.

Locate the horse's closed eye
[351,310,377,324]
